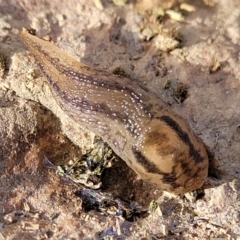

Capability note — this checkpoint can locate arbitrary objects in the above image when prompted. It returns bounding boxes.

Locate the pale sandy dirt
[0,0,240,239]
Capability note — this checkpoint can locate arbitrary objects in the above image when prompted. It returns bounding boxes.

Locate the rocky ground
[0,0,239,239]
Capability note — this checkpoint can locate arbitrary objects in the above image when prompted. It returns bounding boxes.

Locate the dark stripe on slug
[44,71,143,136]
[162,174,177,183]
[168,181,181,190]
[27,39,150,107]
[61,67,155,118]
[29,42,152,137]
[160,115,204,163]
[161,164,181,188]
[180,161,192,176]
[132,146,180,190]
[27,41,155,123]
[132,147,182,188]
[132,146,163,174]
[132,146,182,190]
[46,73,124,115]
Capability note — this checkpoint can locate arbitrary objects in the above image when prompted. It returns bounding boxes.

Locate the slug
[19,28,209,194]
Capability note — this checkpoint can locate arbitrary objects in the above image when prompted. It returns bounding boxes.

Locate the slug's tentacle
[19,28,208,194]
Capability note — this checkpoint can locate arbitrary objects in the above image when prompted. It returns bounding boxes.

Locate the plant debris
[45,136,117,189]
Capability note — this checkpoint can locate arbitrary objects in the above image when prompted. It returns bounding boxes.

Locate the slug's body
[19,28,208,194]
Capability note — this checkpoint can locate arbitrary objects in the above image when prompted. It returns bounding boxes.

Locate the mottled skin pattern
[19,28,209,194]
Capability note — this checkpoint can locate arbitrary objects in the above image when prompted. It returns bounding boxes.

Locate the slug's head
[132,115,209,194]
